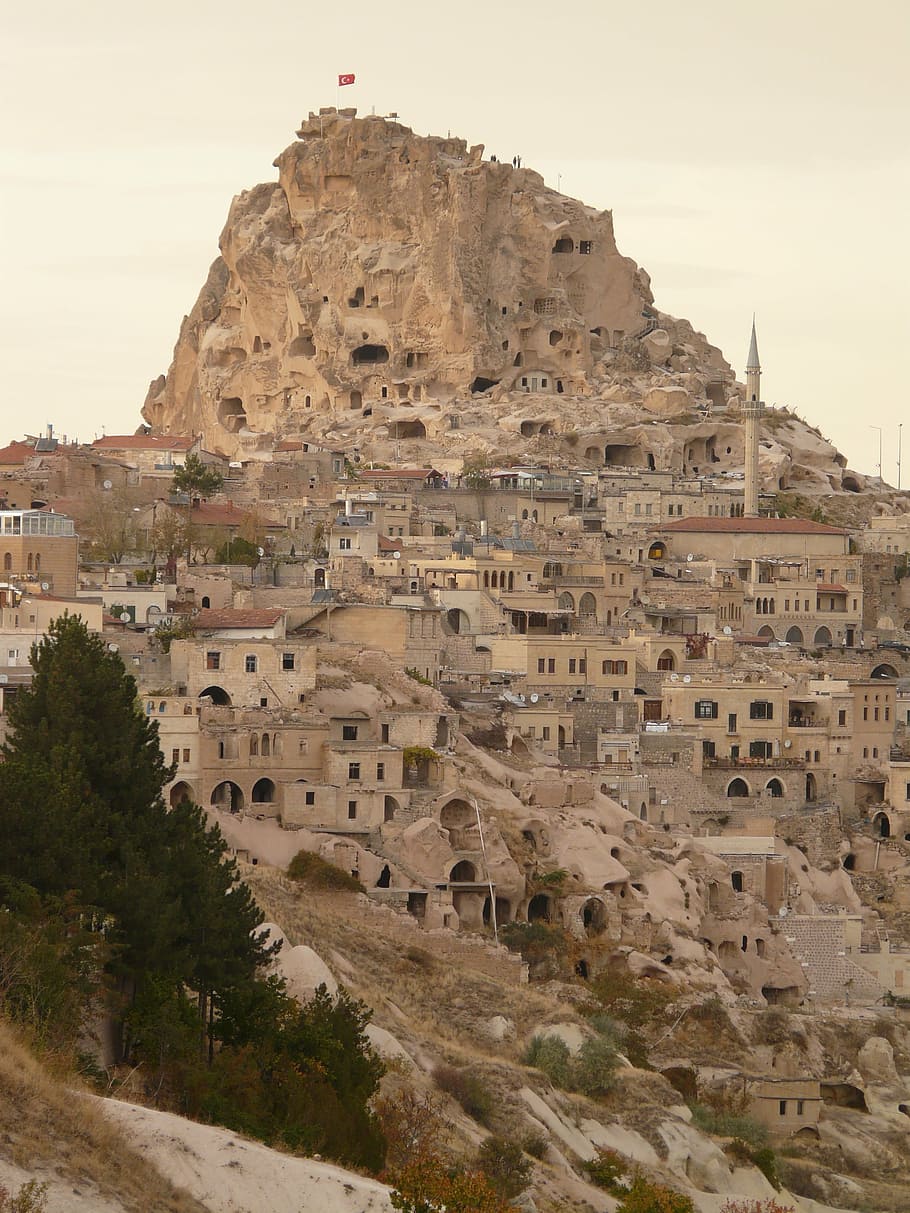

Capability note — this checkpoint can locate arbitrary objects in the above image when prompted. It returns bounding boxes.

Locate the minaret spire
[743,318,764,517]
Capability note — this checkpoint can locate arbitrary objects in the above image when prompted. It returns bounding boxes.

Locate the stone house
[0,508,78,597]
[748,1078,822,1136]
[169,629,317,708]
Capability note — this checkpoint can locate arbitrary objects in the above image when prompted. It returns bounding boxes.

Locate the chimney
[46,424,53,440]
[480,520,487,537]
[512,520,521,539]
[345,496,353,517]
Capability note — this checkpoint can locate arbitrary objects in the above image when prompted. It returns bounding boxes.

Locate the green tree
[475,1136,531,1200]
[171,452,223,497]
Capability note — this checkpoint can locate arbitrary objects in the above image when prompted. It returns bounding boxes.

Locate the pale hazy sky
[2,0,908,479]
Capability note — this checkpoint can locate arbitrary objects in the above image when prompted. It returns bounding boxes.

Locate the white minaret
[743,319,763,517]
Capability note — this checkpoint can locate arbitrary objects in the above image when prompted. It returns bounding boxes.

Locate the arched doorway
[785,626,804,645]
[727,777,750,798]
[874,812,891,838]
[383,795,400,822]
[376,865,391,888]
[450,860,477,882]
[199,686,231,706]
[871,663,898,680]
[527,893,552,922]
[805,772,817,802]
[656,649,676,671]
[582,898,606,936]
[648,541,665,560]
[252,778,275,805]
[169,781,194,808]
[766,778,784,798]
[579,592,597,617]
[814,626,832,647]
[558,591,575,612]
[314,567,326,588]
[211,781,243,814]
[757,626,775,641]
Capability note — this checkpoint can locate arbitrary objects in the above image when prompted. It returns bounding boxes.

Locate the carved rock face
[142,112,674,457]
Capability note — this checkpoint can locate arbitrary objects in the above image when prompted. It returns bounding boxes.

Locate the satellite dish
[102,480,112,490]
[257,547,265,557]
[530,693,539,703]
[683,674,692,683]
[686,553,694,562]
[723,626,732,635]
[40,582,49,592]
[108,643,119,653]
[119,611,131,622]
[147,604,161,616]
[669,672,679,682]
[784,739,792,749]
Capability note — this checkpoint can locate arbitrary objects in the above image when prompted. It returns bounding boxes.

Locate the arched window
[261,733,271,757]
[34,554,40,572]
[250,736,259,756]
[2,553,10,570]
[27,553,33,572]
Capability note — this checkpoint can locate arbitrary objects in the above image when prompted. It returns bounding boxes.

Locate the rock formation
[143,108,866,497]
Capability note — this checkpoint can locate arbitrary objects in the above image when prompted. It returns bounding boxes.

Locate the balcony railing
[704,755,805,769]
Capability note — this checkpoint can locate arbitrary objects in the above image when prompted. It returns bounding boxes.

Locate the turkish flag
[338,73,355,86]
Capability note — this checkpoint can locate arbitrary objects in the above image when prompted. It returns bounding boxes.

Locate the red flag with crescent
[338,73,355,86]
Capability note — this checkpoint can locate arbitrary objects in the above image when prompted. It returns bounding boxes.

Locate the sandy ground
[101,1099,393,1213]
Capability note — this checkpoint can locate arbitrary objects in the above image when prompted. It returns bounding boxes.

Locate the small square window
[245,654,258,673]
[376,762,385,781]
[282,652,295,670]
[206,651,221,670]
[342,724,358,741]
[348,800,357,819]
[348,762,361,780]
[259,697,268,707]
[305,790,315,805]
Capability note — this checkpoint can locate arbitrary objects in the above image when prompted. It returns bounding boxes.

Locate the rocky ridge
[143,109,870,500]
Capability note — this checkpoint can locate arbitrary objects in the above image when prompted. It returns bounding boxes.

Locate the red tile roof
[194,608,285,629]
[377,535,402,552]
[189,501,285,529]
[92,434,195,452]
[661,517,847,535]
[0,441,36,464]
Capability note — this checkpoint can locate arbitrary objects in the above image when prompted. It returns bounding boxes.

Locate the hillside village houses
[4,367,910,1010]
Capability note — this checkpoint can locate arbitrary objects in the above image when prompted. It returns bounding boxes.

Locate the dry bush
[433,1065,492,1125]
[376,1086,447,1171]
[0,1018,207,1213]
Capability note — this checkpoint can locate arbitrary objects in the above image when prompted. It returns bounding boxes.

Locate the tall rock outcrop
[143,108,869,497]
[143,109,731,457]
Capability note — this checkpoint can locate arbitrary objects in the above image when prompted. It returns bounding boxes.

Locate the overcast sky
[2,0,908,479]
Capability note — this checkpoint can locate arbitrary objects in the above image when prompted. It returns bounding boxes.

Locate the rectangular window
[172,748,179,765]
[569,658,577,674]
[695,700,718,720]
[728,713,738,733]
[376,762,385,781]
[348,762,361,780]
[702,739,716,758]
[339,537,352,550]
[885,706,890,721]
[579,658,586,674]
[863,707,869,721]
[547,658,556,674]
[579,239,593,254]
[342,724,359,741]
[874,707,880,721]
[615,660,628,675]
[750,740,772,758]
[348,800,357,819]
[282,652,295,670]
[838,709,847,726]
[381,723,390,743]
[537,658,546,673]
[305,790,315,805]
[750,700,773,720]
[779,1101,787,1116]
[245,654,257,673]
[796,1100,804,1116]
[183,748,190,763]
[206,651,221,670]
[542,726,551,741]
